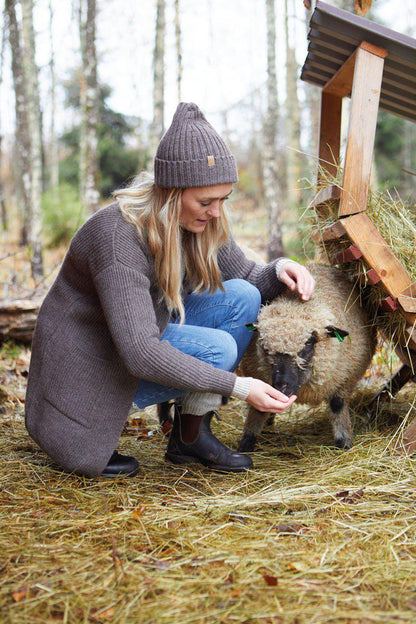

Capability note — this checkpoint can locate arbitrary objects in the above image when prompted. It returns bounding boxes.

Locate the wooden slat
[323,48,357,97]
[339,212,413,298]
[397,294,416,314]
[331,244,362,265]
[338,45,386,217]
[358,269,381,286]
[380,297,398,312]
[312,219,346,244]
[309,185,341,210]
[318,92,342,181]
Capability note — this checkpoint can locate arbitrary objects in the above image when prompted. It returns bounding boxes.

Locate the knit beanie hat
[154,102,238,188]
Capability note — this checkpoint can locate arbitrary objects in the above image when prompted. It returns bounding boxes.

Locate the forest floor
[2,206,416,623]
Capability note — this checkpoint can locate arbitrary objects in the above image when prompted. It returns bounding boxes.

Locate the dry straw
[306,167,416,351]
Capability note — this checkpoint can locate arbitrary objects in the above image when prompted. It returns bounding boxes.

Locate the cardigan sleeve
[218,236,287,302]
[93,261,237,397]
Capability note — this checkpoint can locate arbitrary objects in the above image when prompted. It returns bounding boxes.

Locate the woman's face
[180,183,233,233]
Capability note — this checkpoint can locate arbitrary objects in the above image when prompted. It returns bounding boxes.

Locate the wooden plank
[358,269,381,286]
[379,297,398,312]
[339,212,413,298]
[309,185,341,210]
[331,244,362,265]
[318,92,342,181]
[323,48,357,98]
[312,219,346,244]
[397,294,416,314]
[339,45,386,217]
[405,326,416,351]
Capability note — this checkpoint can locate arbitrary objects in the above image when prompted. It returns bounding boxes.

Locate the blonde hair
[113,173,231,322]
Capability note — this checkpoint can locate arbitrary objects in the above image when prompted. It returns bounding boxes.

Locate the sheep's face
[261,332,318,396]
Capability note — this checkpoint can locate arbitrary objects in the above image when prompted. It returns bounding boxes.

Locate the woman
[25,102,314,478]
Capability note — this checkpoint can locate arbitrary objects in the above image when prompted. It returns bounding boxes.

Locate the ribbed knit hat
[154,102,238,188]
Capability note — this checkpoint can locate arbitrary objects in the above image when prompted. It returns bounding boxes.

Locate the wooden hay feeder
[301,2,416,450]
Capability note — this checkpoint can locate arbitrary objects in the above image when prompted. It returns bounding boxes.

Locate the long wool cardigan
[25,203,285,476]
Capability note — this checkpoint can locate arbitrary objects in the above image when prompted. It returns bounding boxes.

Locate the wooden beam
[318,92,342,181]
[331,244,362,265]
[309,185,341,210]
[312,220,346,244]
[338,43,387,217]
[339,212,413,298]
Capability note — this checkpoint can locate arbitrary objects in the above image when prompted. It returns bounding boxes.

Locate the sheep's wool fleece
[256,263,376,396]
[25,203,285,477]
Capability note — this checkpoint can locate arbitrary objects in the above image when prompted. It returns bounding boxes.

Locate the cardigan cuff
[231,376,254,401]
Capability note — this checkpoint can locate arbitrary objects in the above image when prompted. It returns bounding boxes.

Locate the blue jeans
[134,279,261,408]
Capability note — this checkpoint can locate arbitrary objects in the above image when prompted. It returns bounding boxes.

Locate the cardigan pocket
[43,342,121,430]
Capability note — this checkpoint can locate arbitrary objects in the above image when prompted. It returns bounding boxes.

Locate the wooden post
[317,92,342,182]
[338,42,387,217]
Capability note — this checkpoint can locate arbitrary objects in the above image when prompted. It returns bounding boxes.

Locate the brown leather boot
[165,407,253,472]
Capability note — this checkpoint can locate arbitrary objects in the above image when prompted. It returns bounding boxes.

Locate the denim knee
[224,279,261,320]
[210,329,238,371]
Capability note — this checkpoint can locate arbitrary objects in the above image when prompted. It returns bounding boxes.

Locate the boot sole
[165,452,252,473]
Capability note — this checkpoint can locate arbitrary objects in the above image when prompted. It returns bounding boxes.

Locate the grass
[2,341,416,623]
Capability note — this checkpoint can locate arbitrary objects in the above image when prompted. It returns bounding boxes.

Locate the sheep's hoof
[238,433,256,453]
[334,435,352,450]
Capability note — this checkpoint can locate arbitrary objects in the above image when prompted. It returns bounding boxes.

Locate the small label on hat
[207,155,215,166]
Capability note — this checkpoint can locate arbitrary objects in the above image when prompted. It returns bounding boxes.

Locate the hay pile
[2,339,416,624]
[306,169,416,350]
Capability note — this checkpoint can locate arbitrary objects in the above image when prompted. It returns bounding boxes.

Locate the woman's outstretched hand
[247,379,296,413]
[279,262,315,302]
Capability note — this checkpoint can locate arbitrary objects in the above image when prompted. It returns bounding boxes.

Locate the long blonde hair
[113,173,231,322]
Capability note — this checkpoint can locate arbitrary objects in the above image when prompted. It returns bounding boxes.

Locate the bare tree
[48,0,59,193]
[149,0,166,159]
[5,0,32,245]
[0,7,7,231]
[174,0,182,102]
[79,0,99,213]
[285,0,301,207]
[264,0,284,260]
[21,0,44,279]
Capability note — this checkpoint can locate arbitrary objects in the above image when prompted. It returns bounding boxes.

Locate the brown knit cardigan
[25,203,285,476]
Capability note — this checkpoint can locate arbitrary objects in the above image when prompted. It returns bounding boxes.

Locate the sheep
[237,262,377,453]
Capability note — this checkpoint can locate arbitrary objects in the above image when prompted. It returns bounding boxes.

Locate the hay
[2,341,416,624]
[306,168,416,349]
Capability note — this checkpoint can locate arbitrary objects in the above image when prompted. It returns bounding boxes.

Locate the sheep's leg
[329,396,352,449]
[238,406,269,452]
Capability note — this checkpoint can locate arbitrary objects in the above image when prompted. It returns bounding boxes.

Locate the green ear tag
[245,323,257,331]
[334,330,345,343]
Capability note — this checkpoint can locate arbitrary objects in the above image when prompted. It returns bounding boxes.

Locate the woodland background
[1,0,416,289]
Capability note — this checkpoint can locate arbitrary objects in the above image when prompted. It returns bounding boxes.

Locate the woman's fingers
[247,379,297,413]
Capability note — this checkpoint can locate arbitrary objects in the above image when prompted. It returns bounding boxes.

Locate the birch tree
[21,0,44,278]
[48,0,59,193]
[174,0,182,102]
[285,0,301,207]
[149,0,165,159]
[5,0,31,245]
[0,10,7,230]
[79,0,99,213]
[264,0,284,260]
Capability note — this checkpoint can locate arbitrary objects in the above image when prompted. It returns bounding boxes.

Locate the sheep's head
[255,298,350,395]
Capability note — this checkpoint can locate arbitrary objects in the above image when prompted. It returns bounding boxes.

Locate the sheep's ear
[325,326,349,341]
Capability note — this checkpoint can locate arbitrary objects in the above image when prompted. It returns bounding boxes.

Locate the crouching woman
[25,102,314,478]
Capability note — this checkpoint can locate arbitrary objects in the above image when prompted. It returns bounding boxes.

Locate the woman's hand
[247,379,296,413]
[279,261,315,301]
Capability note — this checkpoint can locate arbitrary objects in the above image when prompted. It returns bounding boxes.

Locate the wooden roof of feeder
[301,1,416,122]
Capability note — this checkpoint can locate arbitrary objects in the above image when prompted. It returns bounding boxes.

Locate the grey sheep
[238,263,377,452]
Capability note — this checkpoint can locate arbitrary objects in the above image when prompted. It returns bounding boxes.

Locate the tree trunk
[264,0,284,260]
[48,0,59,194]
[284,0,302,208]
[174,0,182,102]
[304,2,320,169]
[21,0,44,279]
[5,0,32,246]
[149,0,166,160]
[79,0,99,213]
[0,18,6,231]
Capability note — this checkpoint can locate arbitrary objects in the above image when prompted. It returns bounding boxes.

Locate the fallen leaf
[354,0,372,15]
[273,522,308,534]
[132,505,146,518]
[262,572,278,587]
[335,488,365,503]
[12,586,28,602]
